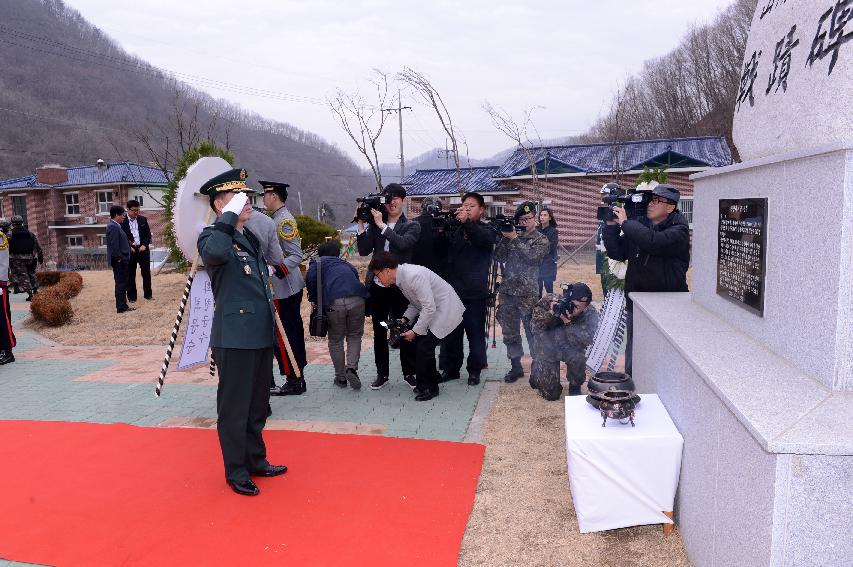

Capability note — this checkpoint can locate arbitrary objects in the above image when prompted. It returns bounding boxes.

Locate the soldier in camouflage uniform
[0,218,15,365]
[530,282,599,400]
[9,215,43,301]
[494,202,550,382]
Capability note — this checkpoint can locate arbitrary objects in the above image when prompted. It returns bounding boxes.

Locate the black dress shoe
[414,387,439,401]
[251,464,288,477]
[228,479,259,496]
[0,351,14,365]
[439,371,460,383]
[117,307,137,313]
[467,373,480,386]
[274,378,306,396]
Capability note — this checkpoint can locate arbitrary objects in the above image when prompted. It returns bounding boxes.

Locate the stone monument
[630,2,853,565]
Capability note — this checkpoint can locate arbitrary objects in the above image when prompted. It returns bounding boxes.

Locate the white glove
[222,192,249,217]
[267,265,275,277]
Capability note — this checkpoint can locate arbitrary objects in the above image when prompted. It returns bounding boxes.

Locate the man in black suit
[121,199,153,301]
[106,205,133,313]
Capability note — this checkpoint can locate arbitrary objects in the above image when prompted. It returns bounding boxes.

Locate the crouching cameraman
[530,283,598,400]
[602,184,689,376]
[368,252,464,401]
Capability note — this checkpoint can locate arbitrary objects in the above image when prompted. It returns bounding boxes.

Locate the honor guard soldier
[494,202,550,383]
[259,180,308,396]
[197,168,287,496]
[0,218,16,365]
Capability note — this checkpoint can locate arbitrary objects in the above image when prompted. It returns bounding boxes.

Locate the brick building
[403,136,733,251]
[0,161,171,268]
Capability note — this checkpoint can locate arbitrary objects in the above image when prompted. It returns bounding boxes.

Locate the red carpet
[0,421,484,567]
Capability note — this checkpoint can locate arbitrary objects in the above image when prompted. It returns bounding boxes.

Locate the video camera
[552,282,579,318]
[422,200,461,233]
[354,193,389,223]
[379,317,412,349]
[485,214,523,235]
[597,182,652,222]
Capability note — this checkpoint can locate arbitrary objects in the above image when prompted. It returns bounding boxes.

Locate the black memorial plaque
[717,198,767,316]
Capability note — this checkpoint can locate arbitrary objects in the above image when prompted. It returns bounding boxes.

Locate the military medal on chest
[243,264,252,276]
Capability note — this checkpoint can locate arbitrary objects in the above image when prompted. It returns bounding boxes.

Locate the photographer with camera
[494,202,550,383]
[438,192,498,385]
[368,252,464,401]
[530,282,599,400]
[356,183,421,390]
[410,197,449,277]
[602,183,689,376]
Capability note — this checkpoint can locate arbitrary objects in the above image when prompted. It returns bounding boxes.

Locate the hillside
[0,0,373,221]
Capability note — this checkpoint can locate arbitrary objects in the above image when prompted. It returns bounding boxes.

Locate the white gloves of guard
[222,192,249,217]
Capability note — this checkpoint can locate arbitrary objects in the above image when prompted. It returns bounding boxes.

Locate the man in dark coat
[106,206,133,313]
[602,184,690,375]
[121,199,153,302]
[8,215,43,301]
[197,168,287,497]
[356,183,421,391]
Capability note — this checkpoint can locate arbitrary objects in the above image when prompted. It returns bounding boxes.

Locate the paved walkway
[0,294,525,443]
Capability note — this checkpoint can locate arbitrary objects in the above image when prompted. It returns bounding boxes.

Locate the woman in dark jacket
[538,208,559,296]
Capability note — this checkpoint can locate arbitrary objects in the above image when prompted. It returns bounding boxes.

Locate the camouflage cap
[513,201,537,221]
[11,215,23,224]
[0,218,9,228]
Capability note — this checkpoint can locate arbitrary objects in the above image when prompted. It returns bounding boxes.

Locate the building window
[67,235,84,248]
[65,193,80,216]
[98,234,107,247]
[96,191,113,215]
[488,204,505,217]
[11,195,27,225]
[133,194,145,207]
[680,198,694,226]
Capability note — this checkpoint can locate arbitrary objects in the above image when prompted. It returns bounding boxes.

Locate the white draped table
[564,394,683,534]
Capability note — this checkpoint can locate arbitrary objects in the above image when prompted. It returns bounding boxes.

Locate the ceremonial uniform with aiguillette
[494,202,550,381]
[0,218,16,365]
[197,168,286,496]
[262,180,308,396]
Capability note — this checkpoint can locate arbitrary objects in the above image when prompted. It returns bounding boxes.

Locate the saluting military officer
[259,180,308,396]
[197,168,287,497]
[0,218,16,365]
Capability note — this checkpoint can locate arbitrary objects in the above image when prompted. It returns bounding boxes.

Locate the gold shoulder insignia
[0,233,7,251]
[277,219,299,241]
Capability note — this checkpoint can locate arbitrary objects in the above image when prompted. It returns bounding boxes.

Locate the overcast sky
[64,0,736,170]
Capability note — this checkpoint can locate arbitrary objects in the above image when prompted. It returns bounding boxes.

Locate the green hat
[199,168,253,201]
[513,201,537,221]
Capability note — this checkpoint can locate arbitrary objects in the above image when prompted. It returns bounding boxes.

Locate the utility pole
[381,89,412,180]
[297,191,304,216]
[437,138,457,169]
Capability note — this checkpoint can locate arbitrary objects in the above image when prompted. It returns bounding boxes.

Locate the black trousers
[369,282,416,377]
[212,346,273,483]
[273,291,308,379]
[414,331,441,392]
[440,297,487,375]
[127,248,152,301]
[111,259,129,312]
[625,298,634,377]
[0,284,15,351]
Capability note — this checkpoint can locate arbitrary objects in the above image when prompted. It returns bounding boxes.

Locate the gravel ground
[459,383,692,567]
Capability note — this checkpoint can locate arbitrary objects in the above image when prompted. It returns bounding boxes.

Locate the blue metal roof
[494,136,732,178]
[0,162,171,190]
[401,166,503,196]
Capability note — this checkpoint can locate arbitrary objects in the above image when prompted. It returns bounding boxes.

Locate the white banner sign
[586,288,627,374]
[177,269,214,371]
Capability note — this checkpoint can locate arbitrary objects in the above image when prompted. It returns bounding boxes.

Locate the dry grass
[459,383,691,567]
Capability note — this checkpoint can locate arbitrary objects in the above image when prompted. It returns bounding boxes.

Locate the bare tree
[328,70,391,190]
[397,67,464,195]
[483,102,545,202]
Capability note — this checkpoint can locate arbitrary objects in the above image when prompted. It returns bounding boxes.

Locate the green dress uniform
[197,194,278,486]
[0,219,15,364]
